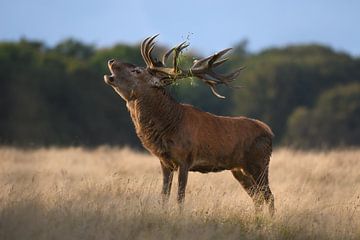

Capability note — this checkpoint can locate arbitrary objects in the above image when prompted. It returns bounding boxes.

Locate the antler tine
[208,66,244,83]
[147,42,156,67]
[223,67,244,80]
[193,48,232,69]
[212,58,229,68]
[173,41,189,74]
[210,85,226,99]
[143,36,154,66]
[208,48,232,67]
[159,40,189,75]
[189,48,243,98]
[192,56,212,70]
[205,67,243,98]
[199,79,227,99]
[162,47,175,66]
[141,34,159,68]
[141,36,152,67]
[145,34,159,67]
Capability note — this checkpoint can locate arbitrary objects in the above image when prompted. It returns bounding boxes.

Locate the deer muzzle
[104,59,117,85]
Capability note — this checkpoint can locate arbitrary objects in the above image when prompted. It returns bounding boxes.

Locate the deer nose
[108,59,115,66]
[108,76,114,82]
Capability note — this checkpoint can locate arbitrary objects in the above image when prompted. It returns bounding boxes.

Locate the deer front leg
[161,163,173,204]
[177,164,189,206]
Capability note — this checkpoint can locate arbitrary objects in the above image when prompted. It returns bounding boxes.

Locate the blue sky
[1,0,359,56]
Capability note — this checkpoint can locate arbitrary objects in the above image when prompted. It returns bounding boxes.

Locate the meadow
[0,147,359,240]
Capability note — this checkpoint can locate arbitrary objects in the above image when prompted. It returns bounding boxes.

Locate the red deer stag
[104,35,274,215]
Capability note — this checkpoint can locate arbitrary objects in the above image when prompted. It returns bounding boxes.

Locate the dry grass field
[0,147,359,240]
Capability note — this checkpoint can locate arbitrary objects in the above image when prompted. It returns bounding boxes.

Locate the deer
[103,35,275,215]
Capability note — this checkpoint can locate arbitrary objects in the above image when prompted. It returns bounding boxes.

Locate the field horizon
[0,146,359,239]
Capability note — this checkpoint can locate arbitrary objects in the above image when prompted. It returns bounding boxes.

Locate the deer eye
[131,68,141,74]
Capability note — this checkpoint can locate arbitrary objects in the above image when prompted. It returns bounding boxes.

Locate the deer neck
[126,88,183,152]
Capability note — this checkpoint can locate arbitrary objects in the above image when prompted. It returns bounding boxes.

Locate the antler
[140,34,243,98]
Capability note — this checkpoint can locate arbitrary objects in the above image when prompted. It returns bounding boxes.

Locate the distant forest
[0,38,359,148]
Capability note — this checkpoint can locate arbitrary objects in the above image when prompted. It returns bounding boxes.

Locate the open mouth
[104,59,115,85]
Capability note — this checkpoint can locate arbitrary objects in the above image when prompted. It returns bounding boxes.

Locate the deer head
[104,34,243,100]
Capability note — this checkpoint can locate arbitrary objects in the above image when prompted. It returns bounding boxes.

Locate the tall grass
[0,147,359,239]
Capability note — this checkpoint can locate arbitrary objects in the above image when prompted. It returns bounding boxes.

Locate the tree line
[0,38,359,148]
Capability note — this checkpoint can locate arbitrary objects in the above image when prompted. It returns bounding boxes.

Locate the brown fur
[104,60,275,215]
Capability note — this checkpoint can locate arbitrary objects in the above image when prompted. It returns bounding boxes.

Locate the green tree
[284,83,360,148]
[53,39,95,60]
[1,38,359,148]
[232,45,360,144]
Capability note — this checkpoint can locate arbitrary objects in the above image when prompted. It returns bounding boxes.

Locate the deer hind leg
[247,162,275,216]
[245,136,275,216]
[231,169,263,213]
[259,165,275,216]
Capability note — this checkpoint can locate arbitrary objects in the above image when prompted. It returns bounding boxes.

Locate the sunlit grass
[0,147,359,239]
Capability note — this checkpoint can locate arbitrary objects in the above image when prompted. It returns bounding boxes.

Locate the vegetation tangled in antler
[141,34,243,98]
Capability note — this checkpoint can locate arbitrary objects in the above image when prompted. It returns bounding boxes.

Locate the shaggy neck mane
[127,87,184,154]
